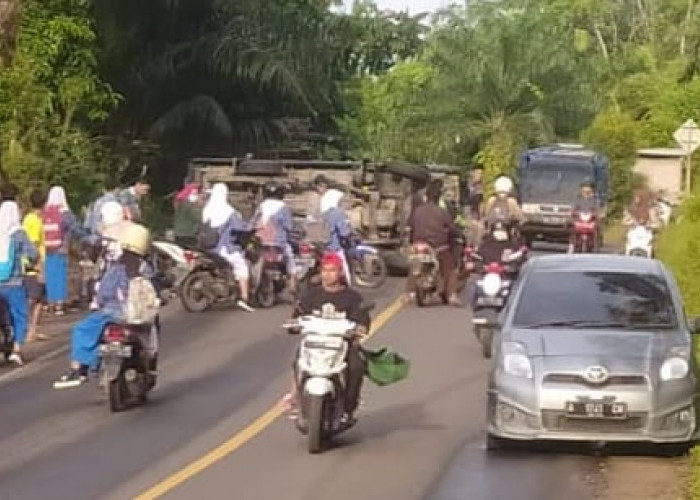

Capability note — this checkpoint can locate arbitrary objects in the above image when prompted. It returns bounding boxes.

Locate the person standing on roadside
[118,180,151,222]
[43,186,82,316]
[23,188,47,342]
[0,201,38,365]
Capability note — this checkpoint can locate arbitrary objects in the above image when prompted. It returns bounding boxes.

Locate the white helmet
[101,201,125,226]
[116,223,151,256]
[494,176,513,195]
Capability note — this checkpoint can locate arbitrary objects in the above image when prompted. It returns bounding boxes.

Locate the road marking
[134,296,405,500]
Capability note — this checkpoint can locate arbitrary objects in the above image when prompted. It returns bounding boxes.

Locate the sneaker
[8,352,24,366]
[53,370,87,389]
[339,412,357,428]
[237,299,256,313]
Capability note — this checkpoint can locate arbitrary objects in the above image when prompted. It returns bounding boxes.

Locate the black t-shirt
[297,284,371,328]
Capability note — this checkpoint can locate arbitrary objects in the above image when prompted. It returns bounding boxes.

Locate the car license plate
[477,296,503,306]
[99,344,132,357]
[565,401,627,418]
[543,216,564,225]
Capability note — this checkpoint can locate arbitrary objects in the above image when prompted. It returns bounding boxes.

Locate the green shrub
[656,195,700,314]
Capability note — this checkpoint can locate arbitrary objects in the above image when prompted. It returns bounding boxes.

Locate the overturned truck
[187,157,462,252]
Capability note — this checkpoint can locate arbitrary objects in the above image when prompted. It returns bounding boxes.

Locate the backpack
[197,222,219,249]
[0,240,16,283]
[43,205,64,251]
[124,277,160,325]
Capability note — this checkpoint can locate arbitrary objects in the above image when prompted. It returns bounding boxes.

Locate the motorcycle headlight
[503,342,533,379]
[481,273,502,296]
[660,357,689,381]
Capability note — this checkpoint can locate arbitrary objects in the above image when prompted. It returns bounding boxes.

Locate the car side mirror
[688,316,700,334]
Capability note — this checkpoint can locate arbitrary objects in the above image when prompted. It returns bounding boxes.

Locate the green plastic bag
[363,347,410,386]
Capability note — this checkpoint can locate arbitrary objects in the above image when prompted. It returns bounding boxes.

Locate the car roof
[527,254,665,275]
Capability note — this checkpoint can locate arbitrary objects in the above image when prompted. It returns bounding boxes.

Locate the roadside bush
[656,195,700,314]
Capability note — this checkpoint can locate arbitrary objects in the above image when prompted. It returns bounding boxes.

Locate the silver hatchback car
[487,254,700,449]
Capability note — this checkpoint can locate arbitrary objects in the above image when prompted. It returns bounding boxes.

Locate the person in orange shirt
[22,188,47,342]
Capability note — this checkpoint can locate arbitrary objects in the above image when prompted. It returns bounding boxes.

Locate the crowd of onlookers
[0,180,150,367]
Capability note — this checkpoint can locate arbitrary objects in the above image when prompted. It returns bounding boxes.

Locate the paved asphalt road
[0,253,666,500]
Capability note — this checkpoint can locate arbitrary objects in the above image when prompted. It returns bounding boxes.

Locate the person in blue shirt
[252,181,297,292]
[0,201,39,365]
[202,183,255,312]
[320,188,353,285]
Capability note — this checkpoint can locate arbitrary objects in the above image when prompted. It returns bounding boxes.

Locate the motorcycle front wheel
[179,272,213,312]
[352,254,387,289]
[307,394,326,454]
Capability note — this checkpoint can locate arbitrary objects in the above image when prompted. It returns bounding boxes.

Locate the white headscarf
[202,183,235,228]
[258,199,285,225]
[0,201,22,261]
[46,186,70,211]
[101,201,125,227]
[320,189,343,214]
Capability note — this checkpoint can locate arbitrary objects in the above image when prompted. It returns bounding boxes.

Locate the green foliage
[581,108,640,215]
[0,0,119,206]
[657,196,700,315]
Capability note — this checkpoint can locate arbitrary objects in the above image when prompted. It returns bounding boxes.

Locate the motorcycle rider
[567,180,599,253]
[407,179,461,306]
[281,252,370,426]
[251,181,297,294]
[484,175,523,230]
[320,188,353,285]
[467,219,526,309]
[202,183,255,312]
[53,223,158,388]
[623,187,660,228]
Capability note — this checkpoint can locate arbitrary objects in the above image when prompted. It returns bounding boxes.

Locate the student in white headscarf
[320,188,353,284]
[202,183,255,312]
[43,186,83,315]
[0,201,38,365]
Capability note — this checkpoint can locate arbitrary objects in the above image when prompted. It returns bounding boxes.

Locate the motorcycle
[346,238,387,289]
[98,319,159,412]
[151,240,197,297]
[470,249,526,358]
[178,234,261,312]
[625,224,654,258]
[408,242,451,306]
[250,244,288,308]
[284,302,375,454]
[571,209,599,253]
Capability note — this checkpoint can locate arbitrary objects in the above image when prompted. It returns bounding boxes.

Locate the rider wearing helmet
[54,222,159,388]
[568,180,599,253]
[252,181,297,293]
[484,175,523,230]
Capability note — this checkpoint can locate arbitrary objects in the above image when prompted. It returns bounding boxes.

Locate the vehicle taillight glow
[184,250,198,264]
[485,262,504,274]
[299,242,313,257]
[104,324,126,343]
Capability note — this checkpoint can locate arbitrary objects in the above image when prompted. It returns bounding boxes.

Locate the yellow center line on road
[134,296,405,500]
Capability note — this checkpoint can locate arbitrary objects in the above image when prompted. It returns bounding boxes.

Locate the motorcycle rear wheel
[255,278,276,309]
[307,394,325,454]
[108,375,127,412]
[352,254,387,289]
[180,272,212,312]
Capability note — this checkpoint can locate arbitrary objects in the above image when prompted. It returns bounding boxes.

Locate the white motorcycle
[285,302,374,454]
[625,224,654,258]
[151,240,196,296]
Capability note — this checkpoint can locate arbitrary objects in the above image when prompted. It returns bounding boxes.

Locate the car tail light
[299,242,313,258]
[104,324,126,343]
[184,250,198,264]
[485,262,504,274]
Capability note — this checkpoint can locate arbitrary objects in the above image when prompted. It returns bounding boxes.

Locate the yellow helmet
[116,222,151,256]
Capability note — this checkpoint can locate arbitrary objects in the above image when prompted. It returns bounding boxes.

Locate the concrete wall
[633,150,685,202]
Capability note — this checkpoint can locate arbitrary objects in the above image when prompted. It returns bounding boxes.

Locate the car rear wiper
[520,320,629,329]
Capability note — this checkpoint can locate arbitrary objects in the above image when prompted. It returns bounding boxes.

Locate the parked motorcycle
[470,249,526,358]
[625,224,654,258]
[571,209,599,253]
[98,319,159,412]
[284,302,374,453]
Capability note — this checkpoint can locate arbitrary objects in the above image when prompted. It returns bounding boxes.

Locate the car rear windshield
[512,271,677,329]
